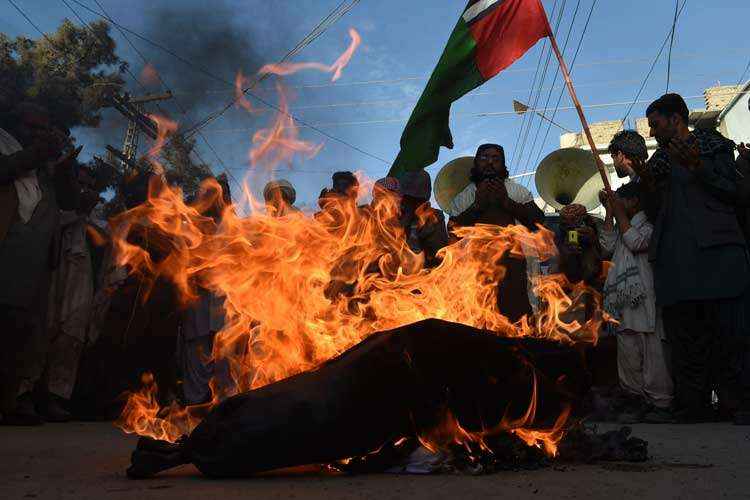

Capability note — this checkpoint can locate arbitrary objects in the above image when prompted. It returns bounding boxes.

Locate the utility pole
[104,91,173,173]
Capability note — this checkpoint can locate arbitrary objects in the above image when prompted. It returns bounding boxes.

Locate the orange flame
[234,70,262,114]
[111,25,602,459]
[85,223,108,247]
[258,28,361,82]
[111,180,602,452]
[233,28,361,173]
[140,62,160,86]
[512,405,572,457]
[417,371,572,458]
[247,82,323,169]
[146,113,179,174]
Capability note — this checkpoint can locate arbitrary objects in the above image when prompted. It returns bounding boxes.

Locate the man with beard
[642,93,749,423]
[445,143,545,322]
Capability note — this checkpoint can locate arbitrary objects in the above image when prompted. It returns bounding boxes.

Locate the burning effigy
[127,319,588,478]
[106,26,643,479]
[112,168,626,477]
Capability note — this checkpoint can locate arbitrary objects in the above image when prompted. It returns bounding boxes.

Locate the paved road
[1,422,749,499]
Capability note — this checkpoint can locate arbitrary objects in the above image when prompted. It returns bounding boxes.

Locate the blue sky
[3,0,749,206]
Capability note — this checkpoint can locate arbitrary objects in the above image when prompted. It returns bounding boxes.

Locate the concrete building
[713,82,749,145]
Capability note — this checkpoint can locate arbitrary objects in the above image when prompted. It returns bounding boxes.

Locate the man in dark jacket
[642,93,749,423]
[0,102,80,425]
[733,141,750,425]
[737,143,750,242]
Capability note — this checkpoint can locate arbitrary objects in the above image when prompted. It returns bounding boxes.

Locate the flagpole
[546,31,612,192]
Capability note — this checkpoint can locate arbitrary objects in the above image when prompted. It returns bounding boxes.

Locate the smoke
[134,1,267,116]
[79,0,290,164]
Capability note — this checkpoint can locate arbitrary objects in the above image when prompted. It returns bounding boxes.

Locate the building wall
[705,85,743,112]
[720,88,750,146]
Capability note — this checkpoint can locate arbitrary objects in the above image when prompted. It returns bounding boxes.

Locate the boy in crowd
[600,182,673,423]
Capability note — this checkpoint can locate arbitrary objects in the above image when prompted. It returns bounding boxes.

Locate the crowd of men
[0,92,748,428]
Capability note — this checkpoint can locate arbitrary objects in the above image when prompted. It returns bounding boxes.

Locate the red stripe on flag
[469,0,551,80]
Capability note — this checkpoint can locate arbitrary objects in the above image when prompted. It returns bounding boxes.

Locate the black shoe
[40,394,72,423]
[126,437,188,479]
[1,393,44,426]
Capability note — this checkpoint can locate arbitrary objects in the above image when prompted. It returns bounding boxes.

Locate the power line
[523,0,599,190]
[508,0,560,169]
[7,0,48,39]
[179,1,361,138]
[202,90,749,133]
[85,0,379,209]
[169,0,360,137]
[666,0,680,92]
[520,0,582,176]
[737,57,750,86]
[508,37,547,168]
[622,0,688,123]
[511,0,567,176]
[7,0,91,67]
[163,48,750,97]
[90,2,225,151]
[65,0,388,167]
[138,71,732,119]
[62,0,245,214]
[91,0,250,214]
[67,0,233,88]
[59,0,150,101]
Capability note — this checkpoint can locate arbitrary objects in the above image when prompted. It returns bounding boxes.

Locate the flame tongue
[248,82,323,169]
[258,28,361,82]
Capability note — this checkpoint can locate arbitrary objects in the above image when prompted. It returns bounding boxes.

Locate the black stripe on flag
[464,0,506,26]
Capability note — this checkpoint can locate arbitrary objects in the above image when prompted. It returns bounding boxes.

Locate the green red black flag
[389,0,552,177]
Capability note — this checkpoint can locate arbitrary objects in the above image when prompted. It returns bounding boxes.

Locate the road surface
[1,421,749,499]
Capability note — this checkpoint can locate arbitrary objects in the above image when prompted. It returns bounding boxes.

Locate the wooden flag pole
[546,32,612,192]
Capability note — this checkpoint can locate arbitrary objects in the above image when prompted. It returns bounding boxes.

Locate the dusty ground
[1,421,749,500]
